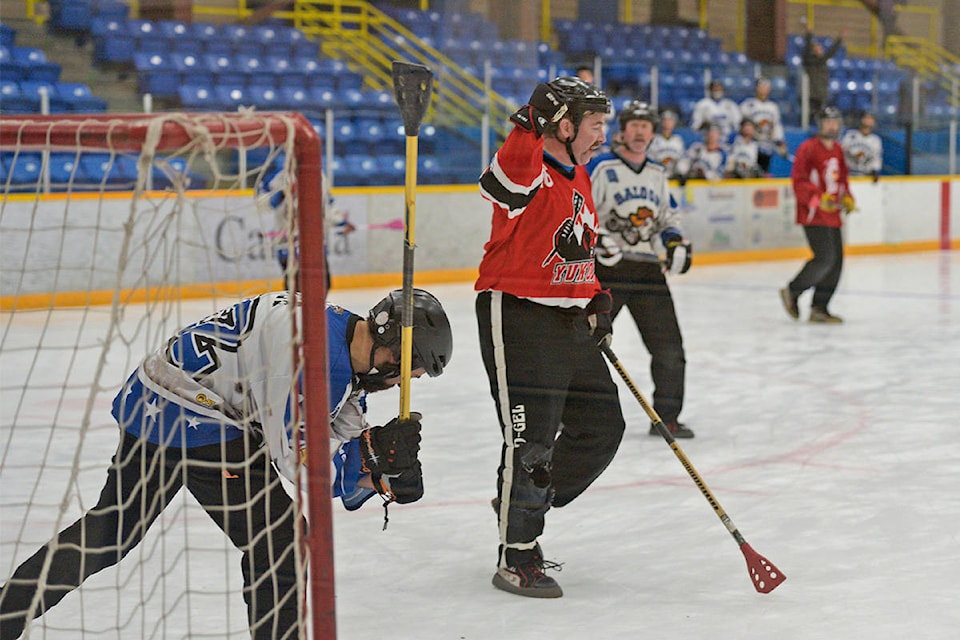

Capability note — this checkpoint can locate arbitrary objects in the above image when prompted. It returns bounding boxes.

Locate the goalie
[0,288,452,640]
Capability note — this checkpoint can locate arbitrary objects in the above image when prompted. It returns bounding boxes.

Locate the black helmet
[618,100,659,132]
[818,106,843,123]
[367,288,452,377]
[545,76,611,128]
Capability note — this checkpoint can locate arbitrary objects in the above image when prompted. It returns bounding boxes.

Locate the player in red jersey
[780,106,856,323]
[475,77,626,598]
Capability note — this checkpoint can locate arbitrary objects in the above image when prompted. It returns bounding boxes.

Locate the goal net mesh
[0,112,333,639]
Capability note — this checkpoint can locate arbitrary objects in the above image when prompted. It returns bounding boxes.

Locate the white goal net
[0,112,334,639]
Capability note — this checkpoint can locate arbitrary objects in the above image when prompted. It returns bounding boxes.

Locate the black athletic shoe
[492,545,563,598]
[779,287,799,320]
[649,421,695,438]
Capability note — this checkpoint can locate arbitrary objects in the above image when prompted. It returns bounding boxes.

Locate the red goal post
[0,112,336,638]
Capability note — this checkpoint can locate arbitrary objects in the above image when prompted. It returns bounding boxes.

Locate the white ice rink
[3,251,959,639]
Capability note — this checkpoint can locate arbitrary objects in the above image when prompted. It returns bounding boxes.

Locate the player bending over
[0,288,452,640]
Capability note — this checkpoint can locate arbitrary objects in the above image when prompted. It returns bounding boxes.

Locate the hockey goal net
[0,112,334,639]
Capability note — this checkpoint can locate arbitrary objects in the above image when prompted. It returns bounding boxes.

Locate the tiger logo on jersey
[605,205,656,246]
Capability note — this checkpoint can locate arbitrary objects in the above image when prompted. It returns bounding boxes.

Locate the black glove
[509,82,567,137]
[387,461,423,504]
[360,413,422,482]
[585,290,613,347]
[553,218,591,262]
[871,170,880,183]
[661,231,692,275]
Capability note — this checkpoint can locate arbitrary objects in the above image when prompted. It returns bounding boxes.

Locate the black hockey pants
[596,260,687,424]
[476,291,625,567]
[788,225,844,310]
[0,430,302,640]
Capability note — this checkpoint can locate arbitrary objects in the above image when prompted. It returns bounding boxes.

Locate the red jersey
[791,136,851,228]
[475,126,602,308]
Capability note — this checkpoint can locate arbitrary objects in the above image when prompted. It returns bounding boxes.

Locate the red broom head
[740,543,786,594]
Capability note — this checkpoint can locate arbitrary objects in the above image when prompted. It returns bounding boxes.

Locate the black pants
[787,225,844,310]
[0,430,302,640]
[596,260,687,424]
[476,291,625,567]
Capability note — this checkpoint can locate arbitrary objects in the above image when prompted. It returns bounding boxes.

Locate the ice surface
[3,252,958,639]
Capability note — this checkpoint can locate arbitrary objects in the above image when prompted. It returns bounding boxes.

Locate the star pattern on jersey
[144,399,161,422]
[186,417,200,430]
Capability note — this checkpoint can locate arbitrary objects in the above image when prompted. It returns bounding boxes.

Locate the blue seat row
[0,79,107,113]
[47,0,128,32]
[0,151,208,191]
[177,85,399,115]
[0,45,62,82]
[134,53,362,98]
[92,19,319,64]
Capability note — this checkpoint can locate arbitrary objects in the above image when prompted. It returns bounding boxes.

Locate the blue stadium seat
[47,152,81,186]
[11,47,61,82]
[204,54,246,88]
[0,21,16,47]
[53,82,107,112]
[333,121,357,155]
[178,85,217,110]
[214,86,251,110]
[129,19,166,54]
[91,18,135,63]
[134,52,179,97]
[235,54,275,87]
[171,53,215,88]
[4,152,43,189]
[342,155,376,186]
[354,118,385,152]
[0,80,34,113]
[307,87,336,110]
[18,80,60,112]
[78,153,139,186]
[152,156,208,190]
[0,44,23,82]
[335,71,363,92]
[376,154,405,184]
[279,87,311,110]
[190,23,231,55]
[288,32,319,59]
[47,0,93,32]
[248,85,283,110]
[157,20,189,39]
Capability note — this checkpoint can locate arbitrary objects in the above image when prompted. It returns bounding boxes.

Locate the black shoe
[492,545,563,598]
[779,288,799,320]
[649,421,695,438]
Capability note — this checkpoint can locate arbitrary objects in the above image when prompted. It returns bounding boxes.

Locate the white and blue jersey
[586,152,683,266]
[112,292,375,507]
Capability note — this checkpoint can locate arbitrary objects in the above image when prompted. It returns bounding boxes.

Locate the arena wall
[1,175,957,304]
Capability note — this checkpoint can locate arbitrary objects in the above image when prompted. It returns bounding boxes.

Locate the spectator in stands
[676,123,728,183]
[690,79,741,140]
[646,109,686,179]
[802,24,847,117]
[576,64,595,85]
[841,111,883,182]
[739,77,789,173]
[725,118,763,179]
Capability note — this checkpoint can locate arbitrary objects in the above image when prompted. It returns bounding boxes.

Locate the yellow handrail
[180,0,515,143]
[885,36,960,106]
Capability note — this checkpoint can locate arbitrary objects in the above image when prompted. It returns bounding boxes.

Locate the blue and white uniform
[112,291,375,507]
